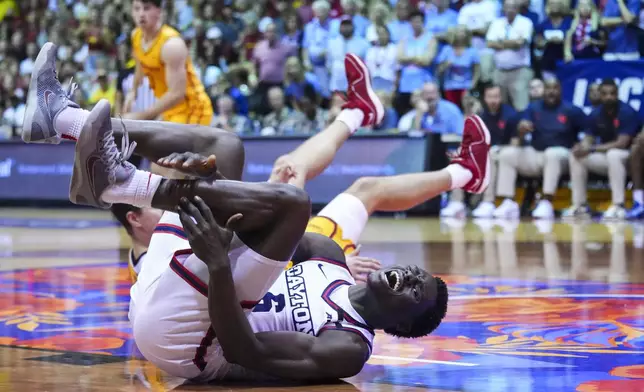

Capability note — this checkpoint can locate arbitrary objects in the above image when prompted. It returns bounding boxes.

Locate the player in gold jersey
[123,0,213,126]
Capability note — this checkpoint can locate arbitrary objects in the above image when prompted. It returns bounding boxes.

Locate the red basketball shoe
[342,53,384,127]
[451,115,491,194]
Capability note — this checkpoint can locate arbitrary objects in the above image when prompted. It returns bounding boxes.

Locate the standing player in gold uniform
[123,0,212,125]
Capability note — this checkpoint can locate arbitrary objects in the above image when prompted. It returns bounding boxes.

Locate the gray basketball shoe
[69,99,137,209]
[22,42,80,144]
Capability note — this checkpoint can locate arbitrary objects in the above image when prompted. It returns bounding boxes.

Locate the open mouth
[385,270,402,292]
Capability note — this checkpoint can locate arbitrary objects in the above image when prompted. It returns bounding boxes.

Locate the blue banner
[557,60,644,116]
[0,136,427,204]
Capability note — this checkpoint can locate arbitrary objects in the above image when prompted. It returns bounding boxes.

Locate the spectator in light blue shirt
[424,0,459,44]
[437,26,480,107]
[329,0,371,38]
[175,0,195,33]
[326,18,370,92]
[602,0,640,59]
[398,82,464,134]
[387,0,415,43]
[395,10,438,116]
[303,0,333,98]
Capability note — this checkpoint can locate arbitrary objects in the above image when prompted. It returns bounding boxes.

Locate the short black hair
[484,84,502,94]
[110,203,141,235]
[138,0,163,7]
[409,10,425,22]
[384,277,448,338]
[301,83,318,102]
[600,78,618,90]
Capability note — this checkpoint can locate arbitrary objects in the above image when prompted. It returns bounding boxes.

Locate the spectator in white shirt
[19,43,37,76]
[486,0,534,110]
[326,18,369,93]
[365,26,399,92]
[365,3,391,44]
[458,0,499,83]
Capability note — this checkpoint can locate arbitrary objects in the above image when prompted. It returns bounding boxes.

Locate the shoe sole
[23,42,59,144]
[69,99,112,208]
[345,53,384,125]
[467,115,491,194]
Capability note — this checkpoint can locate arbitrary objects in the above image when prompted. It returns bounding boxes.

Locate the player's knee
[345,176,380,208]
[207,130,244,180]
[273,154,290,169]
[222,131,244,158]
[273,183,311,217]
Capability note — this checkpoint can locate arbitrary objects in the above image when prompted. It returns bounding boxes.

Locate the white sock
[335,109,364,134]
[634,189,644,204]
[55,107,90,141]
[445,164,473,190]
[317,193,369,244]
[101,170,163,207]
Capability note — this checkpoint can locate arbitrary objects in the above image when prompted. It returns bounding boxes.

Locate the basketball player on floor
[22,44,489,381]
[113,97,491,284]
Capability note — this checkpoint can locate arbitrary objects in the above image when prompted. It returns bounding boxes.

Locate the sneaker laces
[447,148,462,162]
[447,131,476,163]
[101,120,137,174]
[51,58,79,106]
[65,77,78,100]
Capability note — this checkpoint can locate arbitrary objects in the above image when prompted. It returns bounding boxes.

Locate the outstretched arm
[177,199,369,380]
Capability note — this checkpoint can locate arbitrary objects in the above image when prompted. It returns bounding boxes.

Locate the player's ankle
[445,164,473,190]
[101,170,162,207]
[336,109,364,134]
[55,107,90,141]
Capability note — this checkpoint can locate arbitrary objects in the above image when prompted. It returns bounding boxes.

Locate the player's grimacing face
[132,1,161,29]
[367,265,436,325]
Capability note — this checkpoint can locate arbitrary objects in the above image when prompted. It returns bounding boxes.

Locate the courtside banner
[557,59,644,116]
[0,135,427,204]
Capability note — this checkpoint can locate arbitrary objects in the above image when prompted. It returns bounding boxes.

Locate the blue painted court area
[0,263,642,391]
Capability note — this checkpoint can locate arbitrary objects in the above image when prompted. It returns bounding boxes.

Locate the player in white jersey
[23,44,489,381]
[110,204,162,283]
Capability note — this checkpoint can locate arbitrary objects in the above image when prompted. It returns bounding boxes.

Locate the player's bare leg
[267,55,490,217]
[321,116,490,215]
[268,54,384,187]
[110,119,244,180]
[70,99,310,261]
[22,42,244,181]
[269,121,355,188]
[275,115,490,240]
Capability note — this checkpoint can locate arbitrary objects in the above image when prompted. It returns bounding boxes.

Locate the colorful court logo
[0,265,643,391]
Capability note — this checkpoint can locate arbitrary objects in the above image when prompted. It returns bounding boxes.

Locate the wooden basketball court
[1,208,643,391]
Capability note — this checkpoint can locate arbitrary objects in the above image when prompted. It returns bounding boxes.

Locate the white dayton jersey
[248,259,374,342]
[130,211,374,382]
[222,259,376,379]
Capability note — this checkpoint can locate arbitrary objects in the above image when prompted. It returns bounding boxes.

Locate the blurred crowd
[0,0,642,138]
[1,0,644,219]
